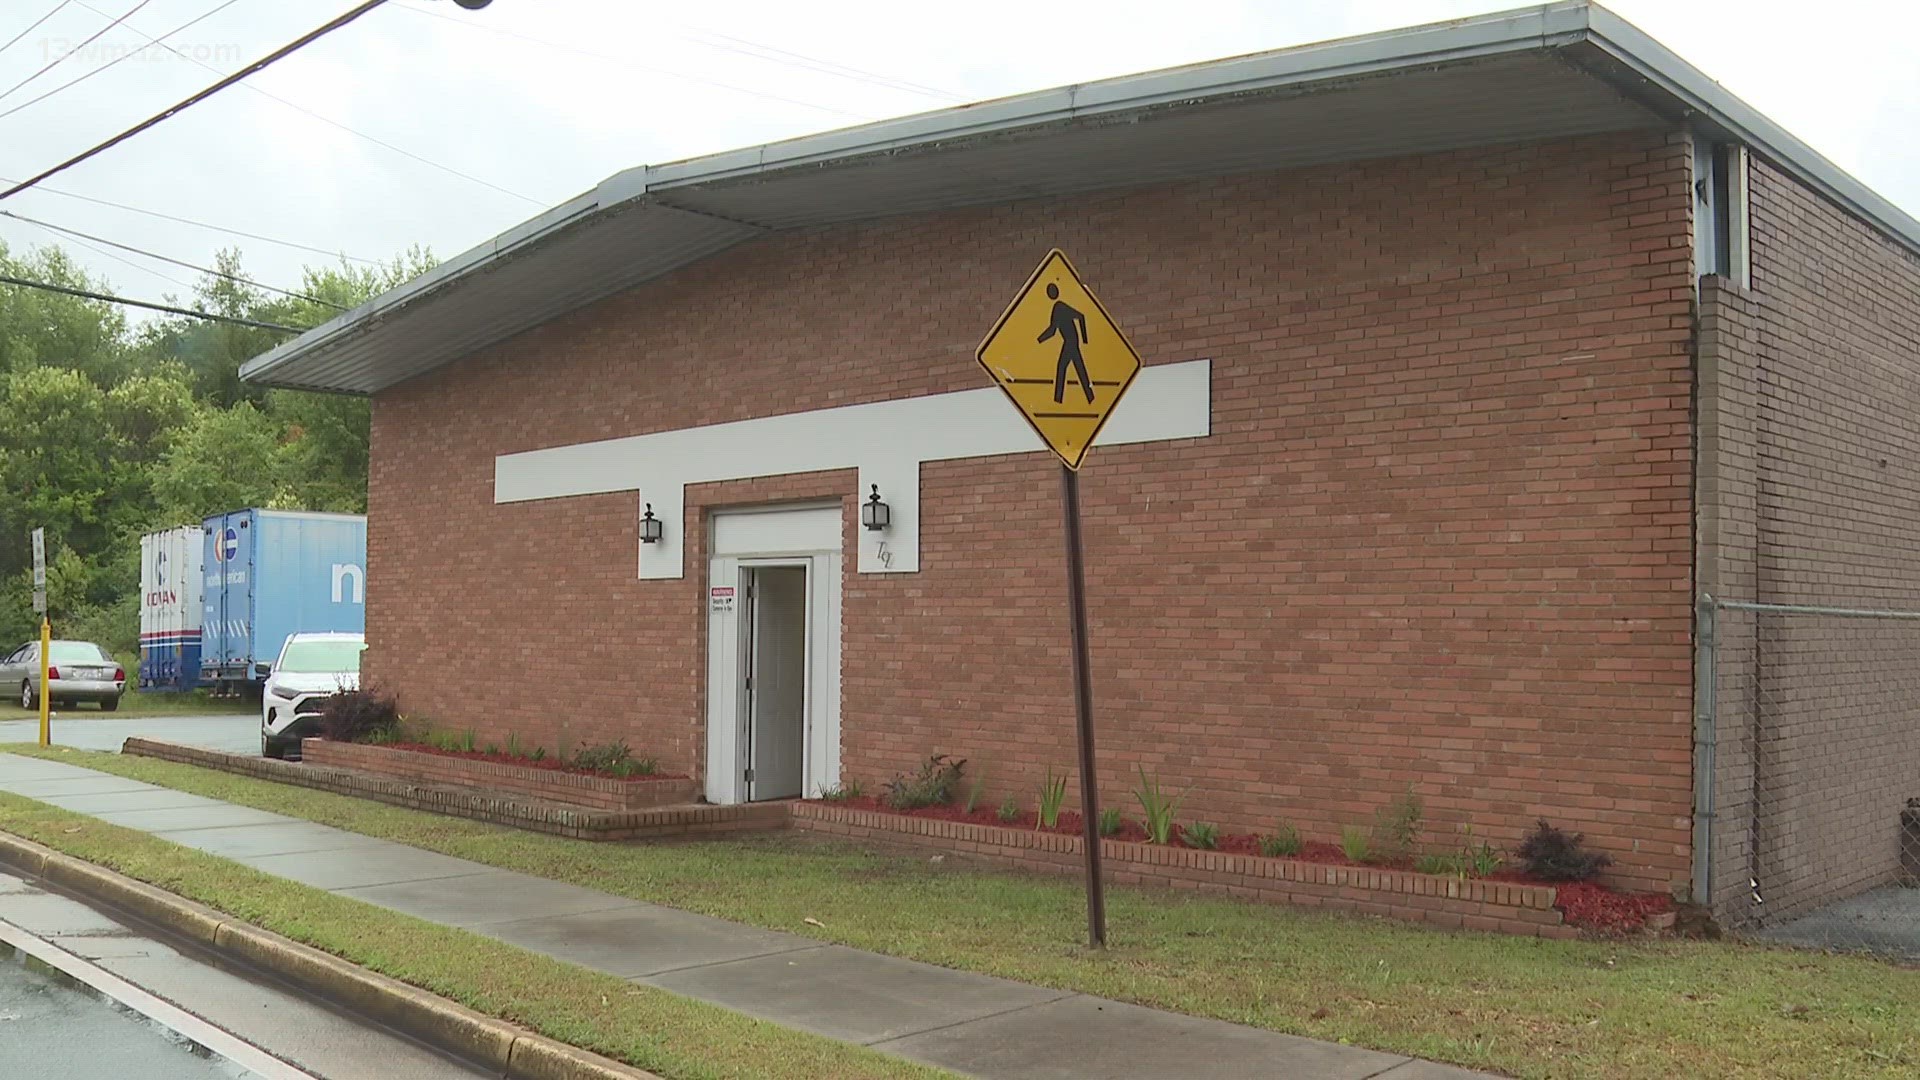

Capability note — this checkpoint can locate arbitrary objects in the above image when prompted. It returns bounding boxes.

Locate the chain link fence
[1698,596,1920,959]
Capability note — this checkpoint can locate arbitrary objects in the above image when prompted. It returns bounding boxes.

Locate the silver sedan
[0,639,127,711]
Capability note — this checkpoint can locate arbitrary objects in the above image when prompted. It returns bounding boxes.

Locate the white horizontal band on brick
[493,359,1212,579]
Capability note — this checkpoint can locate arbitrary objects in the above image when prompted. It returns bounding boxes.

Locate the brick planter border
[791,802,1576,938]
[121,739,781,841]
[301,739,695,811]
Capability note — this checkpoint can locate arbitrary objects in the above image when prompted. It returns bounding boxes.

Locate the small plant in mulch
[996,794,1020,824]
[1369,786,1422,865]
[1132,767,1182,845]
[1036,766,1068,829]
[882,754,966,811]
[1516,819,1613,882]
[1340,825,1372,864]
[1097,806,1123,838]
[1182,822,1220,850]
[323,689,400,743]
[572,741,659,779]
[819,781,864,803]
[963,771,986,815]
[1259,822,1303,858]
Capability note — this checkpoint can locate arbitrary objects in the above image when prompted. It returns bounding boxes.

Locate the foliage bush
[996,794,1020,823]
[319,689,399,744]
[1097,806,1122,838]
[1516,819,1612,881]
[882,754,966,811]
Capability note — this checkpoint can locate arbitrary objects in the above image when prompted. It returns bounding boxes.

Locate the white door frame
[705,504,842,805]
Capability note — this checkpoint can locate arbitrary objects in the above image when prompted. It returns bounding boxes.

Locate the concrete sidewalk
[0,752,1489,1080]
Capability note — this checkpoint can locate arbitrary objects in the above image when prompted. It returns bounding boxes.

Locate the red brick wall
[369,130,1697,892]
[1696,158,1920,921]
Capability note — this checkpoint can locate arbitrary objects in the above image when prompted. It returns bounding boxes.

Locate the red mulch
[816,795,1672,932]
[1554,881,1674,933]
[373,742,688,782]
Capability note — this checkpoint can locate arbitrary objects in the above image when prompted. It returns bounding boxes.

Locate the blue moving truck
[200,510,367,690]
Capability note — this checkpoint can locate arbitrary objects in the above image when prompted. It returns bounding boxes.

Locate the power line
[0,271,306,331]
[0,2,78,61]
[0,0,153,105]
[7,212,201,293]
[0,175,380,265]
[72,0,541,205]
[0,0,246,122]
[0,209,348,309]
[685,27,967,102]
[393,1,877,121]
[0,0,398,203]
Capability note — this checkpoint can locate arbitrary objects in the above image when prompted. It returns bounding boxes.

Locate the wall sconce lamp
[861,484,891,532]
[640,503,664,544]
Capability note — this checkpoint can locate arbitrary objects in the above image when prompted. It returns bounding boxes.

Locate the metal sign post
[977,250,1144,949]
[1058,466,1107,946]
[31,527,49,747]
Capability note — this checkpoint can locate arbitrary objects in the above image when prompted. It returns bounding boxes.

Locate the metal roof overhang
[239,1,1920,395]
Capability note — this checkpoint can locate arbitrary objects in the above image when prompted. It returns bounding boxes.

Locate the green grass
[8,745,1919,1079]
[0,687,254,721]
[0,787,943,1080]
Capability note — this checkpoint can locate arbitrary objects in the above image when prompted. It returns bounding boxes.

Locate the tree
[150,402,288,525]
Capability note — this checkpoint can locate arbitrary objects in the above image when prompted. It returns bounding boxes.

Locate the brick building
[244,3,1920,921]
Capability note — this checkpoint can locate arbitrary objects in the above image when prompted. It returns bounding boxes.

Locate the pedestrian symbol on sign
[975,249,1143,471]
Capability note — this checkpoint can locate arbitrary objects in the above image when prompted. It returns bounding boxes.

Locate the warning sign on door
[710,586,735,614]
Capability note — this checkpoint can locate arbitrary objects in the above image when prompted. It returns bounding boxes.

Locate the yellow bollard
[37,616,50,747]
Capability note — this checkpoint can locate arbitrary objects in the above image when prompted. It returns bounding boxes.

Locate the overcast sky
[0,0,1914,319]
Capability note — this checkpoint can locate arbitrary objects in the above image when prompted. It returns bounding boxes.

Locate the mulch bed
[369,742,689,782]
[815,795,1673,932]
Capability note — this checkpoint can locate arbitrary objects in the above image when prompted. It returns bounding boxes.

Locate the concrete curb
[0,829,661,1080]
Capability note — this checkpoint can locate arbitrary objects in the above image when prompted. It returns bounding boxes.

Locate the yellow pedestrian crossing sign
[976,249,1143,471]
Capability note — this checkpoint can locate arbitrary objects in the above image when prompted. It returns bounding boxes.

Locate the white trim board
[495,358,1211,578]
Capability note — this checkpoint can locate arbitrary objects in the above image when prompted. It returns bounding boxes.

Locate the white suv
[260,632,366,759]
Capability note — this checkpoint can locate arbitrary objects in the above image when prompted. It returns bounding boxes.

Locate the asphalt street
[0,715,258,756]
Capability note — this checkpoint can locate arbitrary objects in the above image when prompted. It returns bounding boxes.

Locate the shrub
[1371,785,1422,863]
[572,741,658,779]
[883,754,967,811]
[1133,766,1182,845]
[1037,766,1068,829]
[1415,852,1464,876]
[1259,822,1302,858]
[996,794,1020,823]
[530,746,546,763]
[318,689,399,744]
[1183,822,1220,850]
[1097,806,1122,837]
[1516,819,1612,881]
[1340,825,1371,864]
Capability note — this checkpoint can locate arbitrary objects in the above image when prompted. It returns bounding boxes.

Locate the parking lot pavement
[0,715,258,756]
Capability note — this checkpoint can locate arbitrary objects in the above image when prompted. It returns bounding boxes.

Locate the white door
[704,505,843,805]
[745,565,808,800]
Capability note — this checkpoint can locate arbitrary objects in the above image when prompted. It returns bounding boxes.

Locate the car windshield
[278,639,365,674]
[49,642,110,663]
